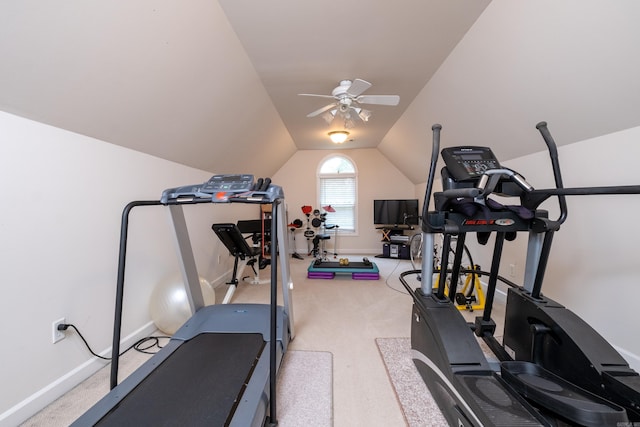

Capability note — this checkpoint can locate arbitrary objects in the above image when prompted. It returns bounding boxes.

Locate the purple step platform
[352,272,380,280]
[307,271,335,279]
[307,271,380,280]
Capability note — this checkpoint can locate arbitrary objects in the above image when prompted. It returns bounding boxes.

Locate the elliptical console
[441,146,500,181]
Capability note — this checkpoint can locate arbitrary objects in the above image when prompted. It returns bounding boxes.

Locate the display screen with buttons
[202,174,255,193]
[441,147,500,181]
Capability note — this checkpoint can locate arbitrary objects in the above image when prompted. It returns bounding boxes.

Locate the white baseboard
[331,249,379,255]
[0,322,157,427]
[478,280,508,303]
[613,346,640,372]
[208,268,236,289]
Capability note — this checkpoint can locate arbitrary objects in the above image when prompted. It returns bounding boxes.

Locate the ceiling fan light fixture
[322,110,336,124]
[358,109,371,122]
[328,130,349,144]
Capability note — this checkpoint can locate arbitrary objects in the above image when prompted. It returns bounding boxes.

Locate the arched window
[317,155,357,233]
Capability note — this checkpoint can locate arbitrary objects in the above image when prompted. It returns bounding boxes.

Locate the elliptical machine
[400,122,640,426]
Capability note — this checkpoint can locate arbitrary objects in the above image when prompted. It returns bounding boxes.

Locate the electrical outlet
[217,254,221,264]
[52,318,66,344]
[509,263,516,278]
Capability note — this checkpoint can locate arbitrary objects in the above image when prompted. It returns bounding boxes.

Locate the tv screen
[373,199,419,226]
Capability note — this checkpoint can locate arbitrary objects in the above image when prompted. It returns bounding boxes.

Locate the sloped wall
[383,1,640,184]
[0,112,249,425]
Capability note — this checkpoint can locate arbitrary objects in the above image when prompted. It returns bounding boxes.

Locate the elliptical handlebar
[536,121,568,224]
[421,124,442,232]
[439,188,481,200]
[422,122,570,229]
[478,168,533,193]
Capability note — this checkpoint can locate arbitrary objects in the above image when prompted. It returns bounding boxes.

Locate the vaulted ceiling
[2,1,640,184]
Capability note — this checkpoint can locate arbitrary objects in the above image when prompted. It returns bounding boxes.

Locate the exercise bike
[400,122,640,426]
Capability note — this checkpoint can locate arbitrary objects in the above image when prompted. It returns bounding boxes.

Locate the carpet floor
[376,337,448,427]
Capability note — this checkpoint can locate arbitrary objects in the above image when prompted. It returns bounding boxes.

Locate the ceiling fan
[299,79,400,127]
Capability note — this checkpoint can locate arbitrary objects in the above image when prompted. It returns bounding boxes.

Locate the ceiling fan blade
[299,93,335,99]
[346,79,372,97]
[356,95,400,106]
[307,103,338,118]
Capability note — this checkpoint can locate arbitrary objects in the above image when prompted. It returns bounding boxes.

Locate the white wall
[272,148,416,255]
[0,112,250,425]
[381,0,640,185]
[452,126,640,371]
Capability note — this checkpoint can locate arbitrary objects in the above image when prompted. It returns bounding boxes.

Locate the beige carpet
[376,337,448,427]
[277,350,333,426]
[22,349,333,427]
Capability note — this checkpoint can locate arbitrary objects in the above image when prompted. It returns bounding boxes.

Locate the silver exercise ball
[149,274,216,335]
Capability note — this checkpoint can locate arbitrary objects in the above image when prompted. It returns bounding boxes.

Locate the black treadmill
[72,175,295,427]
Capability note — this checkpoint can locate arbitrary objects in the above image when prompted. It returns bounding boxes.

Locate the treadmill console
[201,174,255,193]
[441,146,500,181]
[161,174,284,204]
[161,174,255,203]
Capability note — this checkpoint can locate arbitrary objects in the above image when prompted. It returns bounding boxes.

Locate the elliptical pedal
[601,371,640,420]
[501,361,629,426]
[457,373,549,426]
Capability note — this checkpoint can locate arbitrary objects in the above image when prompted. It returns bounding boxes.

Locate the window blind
[319,176,355,231]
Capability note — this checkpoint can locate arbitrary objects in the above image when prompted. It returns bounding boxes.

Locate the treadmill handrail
[110,197,213,390]
[110,200,163,390]
[109,192,291,389]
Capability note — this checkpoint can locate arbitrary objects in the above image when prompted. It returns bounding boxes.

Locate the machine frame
[401,123,640,426]
[72,176,293,427]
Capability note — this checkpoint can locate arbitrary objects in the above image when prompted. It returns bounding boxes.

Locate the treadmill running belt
[97,333,265,426]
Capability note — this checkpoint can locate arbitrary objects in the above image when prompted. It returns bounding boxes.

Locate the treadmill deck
[97,333,265,426]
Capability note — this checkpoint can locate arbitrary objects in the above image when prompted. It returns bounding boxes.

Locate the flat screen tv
[373,199,419,226]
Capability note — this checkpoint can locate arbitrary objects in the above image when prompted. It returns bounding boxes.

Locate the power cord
[57,323,170,360]
[384,258,410,295]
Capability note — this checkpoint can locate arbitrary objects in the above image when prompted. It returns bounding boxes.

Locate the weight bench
[212,223,267,304]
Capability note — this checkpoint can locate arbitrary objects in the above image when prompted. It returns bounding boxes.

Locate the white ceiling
[2,1,640,184]
[217,0,491,151]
